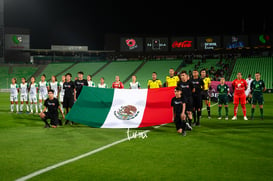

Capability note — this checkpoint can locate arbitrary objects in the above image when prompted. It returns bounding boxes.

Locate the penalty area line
[16,103,218,181]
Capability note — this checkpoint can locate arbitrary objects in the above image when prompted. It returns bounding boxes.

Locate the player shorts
[233,94,246,105]
[201,90,209,100]
[251,94,264,105]
[245,89,251,97]
[63,96,74,108]
[29,95,37,103]
[185,96,193,112]
[39,93,48,100]
[192,94,202,110]
[44,112,59,126]
[10,95,18,102]
[59,93,64,103]
[218,95,228,105]
[20,94,28,102]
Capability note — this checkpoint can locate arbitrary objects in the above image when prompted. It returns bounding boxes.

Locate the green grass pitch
[0,92,273,181]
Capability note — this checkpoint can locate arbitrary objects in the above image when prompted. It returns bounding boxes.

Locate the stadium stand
[56,61,108,81]
[37,62,74,80]
[230,56,273,89]
[0,65,38,89]
[132,59,182,88]
[92,60,143,88]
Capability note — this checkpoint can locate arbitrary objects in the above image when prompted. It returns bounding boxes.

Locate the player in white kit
[245,74,253,103]
[10,78,19,113]
[28,76,39,114]
[38,74,49,113]
[49,75,59,98]
[97,77,108,88]
[129,75,141,89]
[19,77,29,112]
[58,75,66,112]
[87,75,96,87]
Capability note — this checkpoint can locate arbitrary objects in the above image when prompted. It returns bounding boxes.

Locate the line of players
[9,69,266,128]
[170,70,266,136]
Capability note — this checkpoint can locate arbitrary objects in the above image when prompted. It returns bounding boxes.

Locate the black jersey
[63,81,75,98]
[190,77,204,95]
[75,79,88,98]
[177,80,194,98]
[44,98,59,115]
[171,96,185,116]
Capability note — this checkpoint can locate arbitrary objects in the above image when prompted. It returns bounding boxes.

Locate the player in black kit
[63,73,76,125]
[39,89,65,128]
[178,70,194,129]
[171,86,187,136]
[74,71,88,99]
[190,70,204,126]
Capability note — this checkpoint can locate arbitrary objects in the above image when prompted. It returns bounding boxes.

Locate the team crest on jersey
[114,105,139,120]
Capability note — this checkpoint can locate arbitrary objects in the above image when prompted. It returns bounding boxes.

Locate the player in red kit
[112,75,124,89]
[232,72,248,120]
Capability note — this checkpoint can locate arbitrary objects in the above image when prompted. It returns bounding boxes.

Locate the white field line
[15,103,218,181]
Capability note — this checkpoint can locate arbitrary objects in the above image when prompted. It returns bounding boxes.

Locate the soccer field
[1,92,273,181]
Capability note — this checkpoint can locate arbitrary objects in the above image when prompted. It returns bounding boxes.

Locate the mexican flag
[66,86,175,128]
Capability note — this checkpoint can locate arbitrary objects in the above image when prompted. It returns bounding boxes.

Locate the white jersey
[246,78,253,90]
[50,81,59,97]
[29,83,38,96]
[59,81,65,96]
[20,83,28,96]
[88,81,96,87]
[97,83,108,88]
[38,81,48,95]
[10,84,19,96]
[129,82,141,89]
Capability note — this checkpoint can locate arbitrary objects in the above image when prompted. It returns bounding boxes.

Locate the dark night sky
[4,0,273,49]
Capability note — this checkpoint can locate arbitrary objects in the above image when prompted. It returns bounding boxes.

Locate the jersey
[177,80,194,98]
[87,80,96,87]
[190,77,204,96]
[75,79,88,98]
[38,81,49,95]
[202,77,211,90]
[29,83,38,96]
[217,84,229,96]
[112,81,124,89]
[20,83,28,96]
[250,80,265,95]
[171,96,186,116]
[63,81,75,98]
[166,75,179,87]
[10,83,19,96]
[50,81,59,97]
[59,81,65,96]
[129,82,141,89]
[232,79,247,96]
[98,83,108,88]
[44,98,59,115]
[147,79,162,89]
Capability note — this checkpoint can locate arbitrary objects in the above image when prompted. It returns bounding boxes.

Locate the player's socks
[39,103,43,112]
[16,104,19,112]
[251,108,255,118]
[30,104,33,112]
[218,106,222,117]
[35,104,38,113]
[241,104,246,117]
[260,108,263,118]
[234,104,238,116]
[10,104,14,112]
[20,104,23,112]
[192,111,196,123]
[26,105,29,112]
[225,107,228,117]
[197,110,201,124]
[207,105,211,117]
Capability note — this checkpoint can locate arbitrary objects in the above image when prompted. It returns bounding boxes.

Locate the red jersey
[232,79,247,96]
[112,81,124,89]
